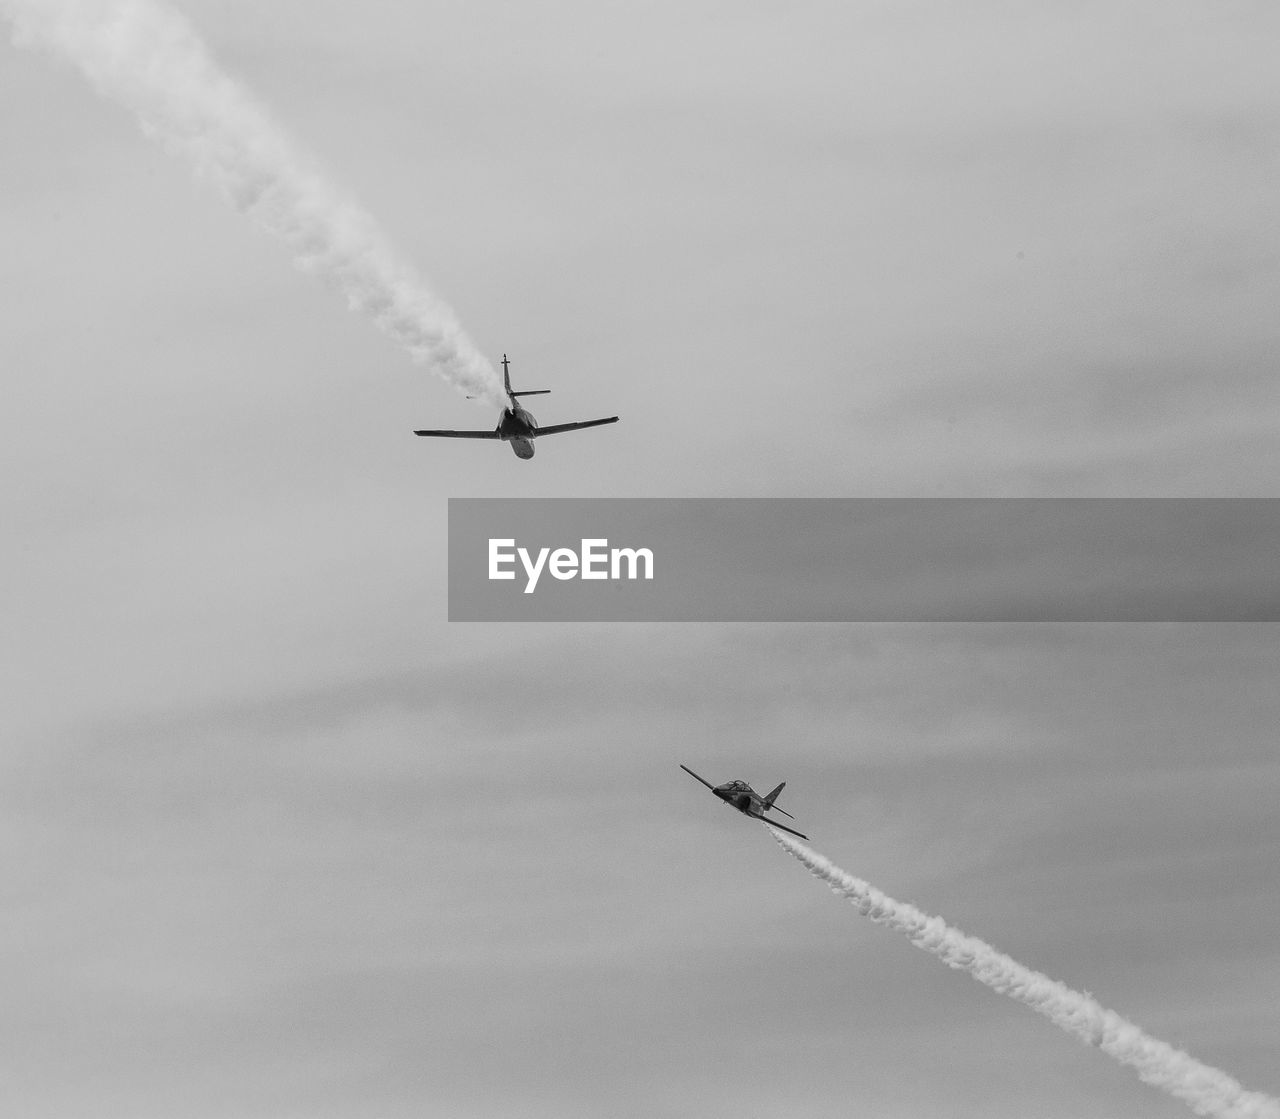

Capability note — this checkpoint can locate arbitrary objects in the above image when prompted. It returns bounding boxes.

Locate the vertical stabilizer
[500,354,551,398]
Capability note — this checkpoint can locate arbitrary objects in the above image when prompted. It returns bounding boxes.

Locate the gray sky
[2,2,1278,1116]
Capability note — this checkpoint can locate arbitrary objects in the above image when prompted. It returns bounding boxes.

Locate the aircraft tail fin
[501,354,550,398]
[763,782,796,818]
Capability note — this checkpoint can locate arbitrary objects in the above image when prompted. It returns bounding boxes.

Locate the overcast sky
[2,2,1278,1117]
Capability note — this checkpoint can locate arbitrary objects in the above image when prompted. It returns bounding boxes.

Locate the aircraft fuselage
[715,783,764,816]
[498,405,537,458]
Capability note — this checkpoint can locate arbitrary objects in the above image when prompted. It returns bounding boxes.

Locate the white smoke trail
[770,826,1279,1119]
[1,0,502,405]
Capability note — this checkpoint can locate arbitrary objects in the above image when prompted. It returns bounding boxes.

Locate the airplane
[680,764,810,841]
[413,354,618,459]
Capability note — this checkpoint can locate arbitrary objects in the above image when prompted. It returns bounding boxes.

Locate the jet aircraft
[414,355,618,459]
[680,764,810,840]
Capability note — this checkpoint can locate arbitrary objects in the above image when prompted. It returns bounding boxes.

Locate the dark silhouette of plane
[413,355,617,459]
[680,764,810,840]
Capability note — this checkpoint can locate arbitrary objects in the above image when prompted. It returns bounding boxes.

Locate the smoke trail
[769,826,1279,1119]
[1,0,502,405]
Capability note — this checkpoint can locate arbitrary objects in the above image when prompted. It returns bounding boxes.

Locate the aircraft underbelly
[511,437,535,459]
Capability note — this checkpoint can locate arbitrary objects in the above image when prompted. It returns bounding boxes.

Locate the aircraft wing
[680,764,717,791]
[751,813,810,842]
[533,417,619,437]
[413,429,502,439]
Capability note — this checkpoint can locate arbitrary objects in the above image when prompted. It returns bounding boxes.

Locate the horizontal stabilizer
[535,416,619,437]
[510,389,551,397]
